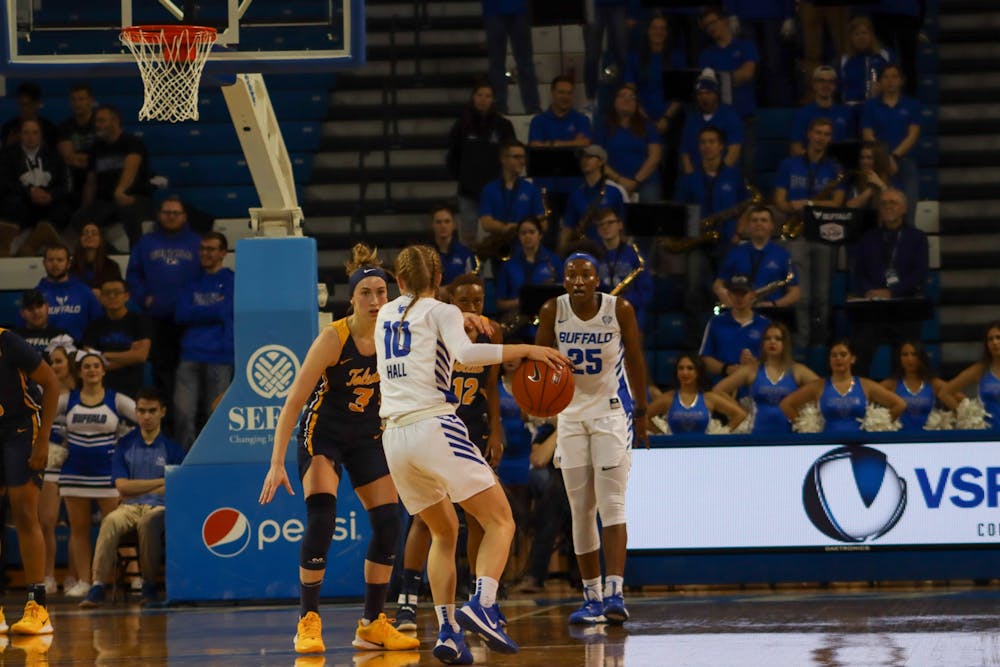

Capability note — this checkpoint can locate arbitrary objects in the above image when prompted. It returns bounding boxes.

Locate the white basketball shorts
[555,412,633,470]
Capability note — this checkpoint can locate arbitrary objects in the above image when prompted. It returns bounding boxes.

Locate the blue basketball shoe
[568,598,606,625]
[432,624,473,665]
[603,593,629,624]
[456,594,519,654]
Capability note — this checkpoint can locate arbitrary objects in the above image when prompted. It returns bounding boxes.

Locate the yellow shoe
[353,651,420,666]
[294,657,326,667]
[0,606,7,632]
[352,613,420,651]
[10,602,52,635]
[294,611,325,654]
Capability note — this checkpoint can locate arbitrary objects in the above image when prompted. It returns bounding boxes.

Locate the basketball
[512,360,575,418]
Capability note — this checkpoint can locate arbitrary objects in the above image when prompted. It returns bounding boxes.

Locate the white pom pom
[860,402,902,432]
[706,418,729,435]
[649,415,670,435]
[923,408,955,431]
[793,401,824,433]
[956,397,991,430]
[47,443,68,469]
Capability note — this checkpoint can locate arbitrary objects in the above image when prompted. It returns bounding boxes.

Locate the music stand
[520,284,566,317]
[803,206,876,245]
[530,0,586,25]
[625,202,691,237]
[662,69,702,102]
[845,297,932,323]
[827,140,861,172]
[527,147,583,180]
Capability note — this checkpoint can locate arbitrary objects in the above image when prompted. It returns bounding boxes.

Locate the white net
[120,26,217,123]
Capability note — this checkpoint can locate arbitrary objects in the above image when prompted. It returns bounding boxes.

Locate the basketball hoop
[121,25,217,123]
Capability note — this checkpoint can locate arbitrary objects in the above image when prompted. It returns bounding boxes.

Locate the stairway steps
[311,165,452,182]
[304,197,450,219]
[327,102,465,121]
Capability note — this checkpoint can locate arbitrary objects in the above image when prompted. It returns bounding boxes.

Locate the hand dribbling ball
[512,360,575,417]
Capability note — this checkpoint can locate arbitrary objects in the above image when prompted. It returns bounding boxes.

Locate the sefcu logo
[803,446,907,543]
[202,507,362,558]
[246,345,300,399]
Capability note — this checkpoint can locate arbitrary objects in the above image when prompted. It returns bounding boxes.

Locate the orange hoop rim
[121,24,218,45]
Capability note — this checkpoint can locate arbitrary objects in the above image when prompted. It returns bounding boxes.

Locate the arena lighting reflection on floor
[17,586,1000,665]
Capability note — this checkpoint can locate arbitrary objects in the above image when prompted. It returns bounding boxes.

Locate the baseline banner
[627,441,1000,550]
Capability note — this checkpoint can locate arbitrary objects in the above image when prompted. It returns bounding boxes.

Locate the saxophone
[752,259,795,305]
[661,183,762,254]
[609,243,645,296]
[574,180,607,243]
[780,171,847,240]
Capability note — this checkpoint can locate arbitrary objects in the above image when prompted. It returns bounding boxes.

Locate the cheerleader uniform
[666,392,710,434]
[896,379,934,432]
[58,389,137,498]
[979,369,1000,431]
[750,367,797,434]
[820,377,866,434]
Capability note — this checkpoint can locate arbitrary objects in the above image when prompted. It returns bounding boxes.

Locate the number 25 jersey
[553,293,632,421]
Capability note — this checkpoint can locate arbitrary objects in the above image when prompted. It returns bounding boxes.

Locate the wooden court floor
[3,583,999,665]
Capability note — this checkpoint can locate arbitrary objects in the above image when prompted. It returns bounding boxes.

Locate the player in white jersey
[535,249,648,626]
[377,245,569,665]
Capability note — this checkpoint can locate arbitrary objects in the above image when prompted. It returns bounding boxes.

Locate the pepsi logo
[202,508,252,557]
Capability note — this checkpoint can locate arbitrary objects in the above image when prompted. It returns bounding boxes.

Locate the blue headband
[564,252,599,273]
[349,266,390,293]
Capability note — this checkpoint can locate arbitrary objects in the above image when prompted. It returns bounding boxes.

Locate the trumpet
[609,243,645,297]
[780,171,847,240]
[661,183,762,254]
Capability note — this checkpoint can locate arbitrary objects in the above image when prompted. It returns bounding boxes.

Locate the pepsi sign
[202,508,252,557]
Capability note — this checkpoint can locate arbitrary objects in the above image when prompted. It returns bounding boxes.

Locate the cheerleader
[879,340,950,432]
[939,321,1000,430]
[649,353,748,434]
[712,323,818,433]
[781,340,905,433]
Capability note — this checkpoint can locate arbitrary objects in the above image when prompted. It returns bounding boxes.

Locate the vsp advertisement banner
[627,441,1000,550]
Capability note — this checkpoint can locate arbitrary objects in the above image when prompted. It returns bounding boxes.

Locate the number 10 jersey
[553,293,632,421]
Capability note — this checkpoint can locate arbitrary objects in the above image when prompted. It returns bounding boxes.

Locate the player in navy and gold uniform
[0,328,62,634]
[259,245,417,656]
[395,273,504,630]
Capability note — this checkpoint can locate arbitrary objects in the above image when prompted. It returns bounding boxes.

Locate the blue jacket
[854,225,928,298]
[175,268,235,365]
[126,226,201,320]
[34,277,101,342]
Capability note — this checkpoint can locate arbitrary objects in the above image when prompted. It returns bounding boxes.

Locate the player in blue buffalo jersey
[649,353,747,434]
[880,341,952,433]
[376,245,567,664]
[259,244,419,657]
[940,322,1000,432]
[781,340,905,434]
[712,322,818,433]
[0,328,61,634]
[534,246,648,626]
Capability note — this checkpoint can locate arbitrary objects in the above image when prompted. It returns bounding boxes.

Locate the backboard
[1,0,364,77]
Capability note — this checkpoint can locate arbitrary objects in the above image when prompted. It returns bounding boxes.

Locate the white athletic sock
[582,576,603,602]
[476,576,499,607]
[604,575,624,598]
[435,604,460,632]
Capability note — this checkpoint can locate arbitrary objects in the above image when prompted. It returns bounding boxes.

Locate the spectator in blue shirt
[35,243,101,342]
[715,206,800,309]
[80,387,185,607]
[431,204,477,286]
[528,76,592,198]
[594,84,662,203]
[675,125,751,347]
[583,0,631,105]
[173,232,234,451]
[790,66,852,156]
[851,188,928,376]
[869,0,922,97]
[679,71,743,174]
[774,117,846,348]
[697,6,759,120]
[481,0,540,115]
[593,209,653,330]
[126,196,200,417]
[699,274,770,379]
[724,0,796,107]
[625,13,687,135]
[496,218,561,317]
[559,145,627,250]
[478,140,546,245]
[838,17,892,108]
[861,64,921,224]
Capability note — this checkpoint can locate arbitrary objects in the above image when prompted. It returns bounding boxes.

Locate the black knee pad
[300,493,337,571]
[365,503,400,566]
